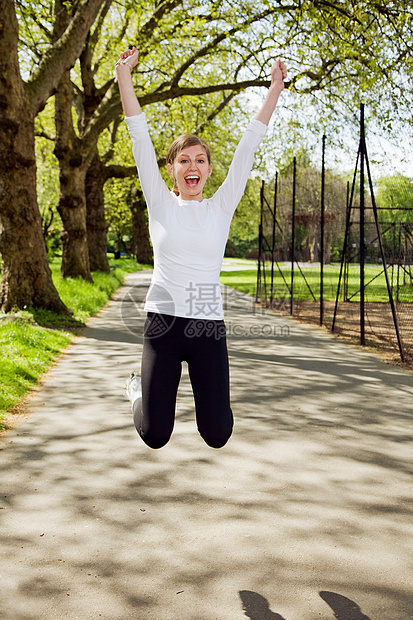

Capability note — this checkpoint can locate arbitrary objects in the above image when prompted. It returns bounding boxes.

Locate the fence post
[255,180,265,303]
[291,157,296,315]
[360,103,366,346]
[320,135,326,326]
[332,159,359,332]
[363,126,405,361]
[270,172,278,306]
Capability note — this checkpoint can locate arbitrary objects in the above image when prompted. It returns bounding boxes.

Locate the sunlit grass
[220,263,413,303]
[0,320,72,416]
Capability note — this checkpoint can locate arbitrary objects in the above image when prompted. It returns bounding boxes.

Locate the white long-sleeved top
[126,113,267,319]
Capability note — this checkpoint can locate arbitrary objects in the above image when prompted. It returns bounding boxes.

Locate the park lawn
[220,263,413,303]
[30,257,144,327]
[0,257,148,428]
[220,269,258,298]
[0,321,72,419]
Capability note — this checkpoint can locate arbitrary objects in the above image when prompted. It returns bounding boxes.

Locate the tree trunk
[56,160,92,282]
[310,228,319,262]
[54,75,92,281]
[85,151,110,273]
[0,1,69,314]
[0,110,71,314]
[53,3,92,282]
[0,0,104,312]
[54,133,92,281]
[130,194,153,265]
[324,240,331,264]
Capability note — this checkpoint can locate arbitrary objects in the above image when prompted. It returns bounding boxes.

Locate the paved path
[1,271,412,620]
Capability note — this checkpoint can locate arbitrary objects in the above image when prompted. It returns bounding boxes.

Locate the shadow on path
[239,590,372,620]
[239,590,286,619]
[320,591,371,619]
[0,273,412,620]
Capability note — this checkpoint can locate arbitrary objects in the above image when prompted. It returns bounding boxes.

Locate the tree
[86,0,413,275]
[13,0,413,298]
[104,177,134,257]
[375,174,413,259]
[130,191,154,265]
[258,152,349,263]
[42,0,304,281]
[0,0,104,312]
[284,1,413,130]
[376,175,413,223]
[53,0,95,281]
[35,110,61,258]
[86,152,111,271]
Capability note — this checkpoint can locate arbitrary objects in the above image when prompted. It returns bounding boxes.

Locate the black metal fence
[256,105,413,364]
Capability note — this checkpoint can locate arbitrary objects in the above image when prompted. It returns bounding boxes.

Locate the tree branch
[196,92,238,135]
[35,130,55,141]
[25,0,105,116]
[139,78,287,105]
[80,0,113,99]
[162,5,296,91]
[104,164,137,180]
[312,0,363,25]
[138,0,184,45]
[89,0,113,51]
[82,76,286,155]
[104,156,166,181]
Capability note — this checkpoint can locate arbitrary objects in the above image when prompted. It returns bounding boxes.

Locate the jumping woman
[116,47,287,449]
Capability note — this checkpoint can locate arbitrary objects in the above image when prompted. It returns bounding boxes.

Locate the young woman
[116,47,287,449]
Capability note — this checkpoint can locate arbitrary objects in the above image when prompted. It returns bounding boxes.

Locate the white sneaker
[124,371,142,406]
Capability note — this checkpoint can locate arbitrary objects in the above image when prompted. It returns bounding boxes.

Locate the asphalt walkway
[1,271,412,620]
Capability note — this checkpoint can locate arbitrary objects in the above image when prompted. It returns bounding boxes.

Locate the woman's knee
[133,401,173,449]
[199,416,233,449]
[139,428,173,449]
[202,429,233,449]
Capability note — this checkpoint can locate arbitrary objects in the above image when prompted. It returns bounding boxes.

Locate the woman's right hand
[270,59,287,92]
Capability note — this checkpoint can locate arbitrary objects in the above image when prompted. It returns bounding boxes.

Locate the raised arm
[115,46,141,117]
[254,59,287,126]
[114,47,172,210]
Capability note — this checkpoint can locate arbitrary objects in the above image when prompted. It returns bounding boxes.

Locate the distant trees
[256,154,349,263]
[376,175,413,223]
[375,175,413,260]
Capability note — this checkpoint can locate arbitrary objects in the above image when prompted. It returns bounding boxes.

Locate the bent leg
[187,323,233,448]
[133,315,182,449]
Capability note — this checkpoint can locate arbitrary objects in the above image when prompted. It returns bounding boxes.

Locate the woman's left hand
[270,59,287,90]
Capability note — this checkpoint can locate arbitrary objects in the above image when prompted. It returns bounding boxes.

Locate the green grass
[30,257,146,327]
[0,257,148,428]
[220,262,413,303]
[220,269,258,297]
[0,320,72,416]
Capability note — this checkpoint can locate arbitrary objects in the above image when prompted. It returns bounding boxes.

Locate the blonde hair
[166,134,211,196]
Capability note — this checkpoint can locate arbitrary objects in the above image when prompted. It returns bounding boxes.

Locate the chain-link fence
[256,108,413,364]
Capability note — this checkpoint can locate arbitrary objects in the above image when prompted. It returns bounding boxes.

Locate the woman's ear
[167,162,174,178]
[208,164,213,177]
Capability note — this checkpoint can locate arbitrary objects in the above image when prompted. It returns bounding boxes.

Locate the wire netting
[256,136,413,365]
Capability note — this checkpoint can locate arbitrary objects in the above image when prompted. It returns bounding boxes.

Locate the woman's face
[167,145,212,201]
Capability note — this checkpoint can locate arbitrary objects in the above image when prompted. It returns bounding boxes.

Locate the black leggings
[133,313,233,449]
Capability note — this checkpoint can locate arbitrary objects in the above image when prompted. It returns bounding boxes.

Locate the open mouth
[185,175,200,188]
